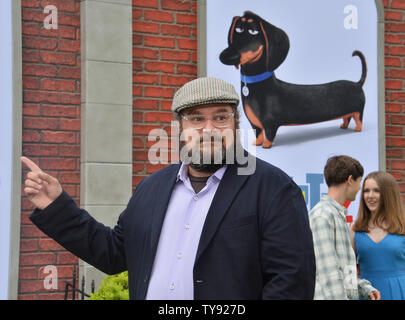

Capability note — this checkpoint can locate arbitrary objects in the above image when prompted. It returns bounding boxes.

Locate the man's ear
[347,175,361,187]
[172,113,183,132]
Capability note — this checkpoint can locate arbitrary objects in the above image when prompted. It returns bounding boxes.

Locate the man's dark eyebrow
[183,110,202,116]
[183,108,232,116]
[215,108,231,113]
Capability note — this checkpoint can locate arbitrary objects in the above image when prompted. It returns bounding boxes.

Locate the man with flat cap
[22,77,315,300]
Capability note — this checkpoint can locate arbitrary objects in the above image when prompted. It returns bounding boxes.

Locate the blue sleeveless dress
[355,232,405,300]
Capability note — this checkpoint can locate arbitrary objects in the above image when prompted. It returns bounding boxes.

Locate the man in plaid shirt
[309,155,380,300]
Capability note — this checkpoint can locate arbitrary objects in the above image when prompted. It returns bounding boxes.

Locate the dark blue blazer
[30,156,315,300]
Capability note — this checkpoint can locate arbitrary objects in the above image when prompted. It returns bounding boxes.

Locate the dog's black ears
[243,11,290,71]
[227,16,240,46]
[258,18,290,71]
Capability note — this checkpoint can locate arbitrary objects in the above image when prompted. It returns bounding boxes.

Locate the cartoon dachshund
[220,11,367,148]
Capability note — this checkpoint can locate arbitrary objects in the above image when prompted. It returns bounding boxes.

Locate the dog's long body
[220,11,367,148]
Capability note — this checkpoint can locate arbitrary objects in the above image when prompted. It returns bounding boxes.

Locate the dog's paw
[262,141,273,149]
[354,126,362,132]
[253,136,263,146]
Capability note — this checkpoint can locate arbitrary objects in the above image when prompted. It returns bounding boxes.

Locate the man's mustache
[180,128,236,152]
[199,134,224,143]
[185,129,233,142]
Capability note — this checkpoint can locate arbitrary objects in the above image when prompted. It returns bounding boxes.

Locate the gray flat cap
[171,77,240,113]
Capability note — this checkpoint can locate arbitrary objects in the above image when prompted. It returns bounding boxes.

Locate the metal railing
[64,266,95,300]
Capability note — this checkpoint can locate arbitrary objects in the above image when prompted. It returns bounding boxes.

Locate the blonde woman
[350,171,405,300]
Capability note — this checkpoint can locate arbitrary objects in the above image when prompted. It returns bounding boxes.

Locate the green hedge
[89,271,129,300]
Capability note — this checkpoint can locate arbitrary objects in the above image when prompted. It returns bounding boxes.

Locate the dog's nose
[220,47,241,66]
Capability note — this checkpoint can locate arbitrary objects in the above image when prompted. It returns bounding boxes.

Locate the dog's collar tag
[242,74,249,96]
[242,85,249,97]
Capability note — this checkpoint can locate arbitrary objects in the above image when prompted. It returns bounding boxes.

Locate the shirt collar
[321,194,348,220]
[176,162,227,183]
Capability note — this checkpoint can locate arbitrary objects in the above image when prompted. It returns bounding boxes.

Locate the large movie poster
[206,0,380,219]
[0,0,13,299]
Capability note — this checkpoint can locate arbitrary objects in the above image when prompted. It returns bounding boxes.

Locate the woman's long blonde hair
[353,171,405,235]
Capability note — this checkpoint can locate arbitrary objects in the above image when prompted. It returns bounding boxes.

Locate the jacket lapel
[195,162,250,262]
[149,164,180,255]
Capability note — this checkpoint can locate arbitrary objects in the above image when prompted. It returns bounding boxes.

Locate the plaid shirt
[309,195,375,300]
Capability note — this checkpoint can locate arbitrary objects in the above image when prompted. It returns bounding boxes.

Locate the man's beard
[179,129,237,174]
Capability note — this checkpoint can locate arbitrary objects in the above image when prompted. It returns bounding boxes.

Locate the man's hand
[369,290,381,300]
[21,156,62,210]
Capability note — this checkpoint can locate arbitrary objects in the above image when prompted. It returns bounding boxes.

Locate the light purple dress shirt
[145,163,227,300]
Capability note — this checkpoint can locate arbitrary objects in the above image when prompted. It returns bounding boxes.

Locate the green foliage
[89,271,129,300]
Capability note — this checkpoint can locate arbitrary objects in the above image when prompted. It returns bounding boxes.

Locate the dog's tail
[353,50,367,87]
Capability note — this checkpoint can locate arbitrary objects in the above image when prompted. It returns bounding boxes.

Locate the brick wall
[132,0,198,191]
[20,0,81,300]
[384,0,405,192]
